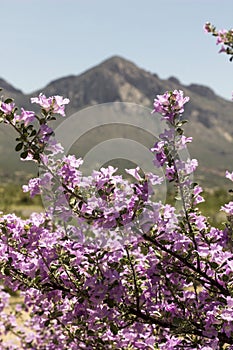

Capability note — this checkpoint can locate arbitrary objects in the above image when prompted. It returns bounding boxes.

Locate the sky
[0,0,233,100]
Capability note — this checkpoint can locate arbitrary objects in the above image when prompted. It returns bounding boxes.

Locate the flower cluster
[204,22,233,61]
[31,93,70,117]
[152,90,189,123]
[151,101,199,212]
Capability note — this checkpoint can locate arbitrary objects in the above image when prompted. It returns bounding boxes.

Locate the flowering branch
[204,22,233,61]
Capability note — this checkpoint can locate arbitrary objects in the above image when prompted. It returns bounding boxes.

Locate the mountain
[0,56,232,188]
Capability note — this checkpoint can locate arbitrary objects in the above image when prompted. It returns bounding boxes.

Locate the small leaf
[4,98,14,104]
[20,150,28,159]
[15,142,23,151]
[51,310,63,318]
[87,330,95,336]
[110,322,118,335]
[222,274,229,282]
[30,130,37,137]
[33,153,40,161]
[173,317,183,326]
[105,298,115,308]
[209,261,219,269]
[176,128,183,135]
[3,266,11,276]
[44,320,50,327]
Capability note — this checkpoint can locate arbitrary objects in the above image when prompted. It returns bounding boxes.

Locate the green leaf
[3,266,11,276]
[110,322,118,335]
[140,245,149,255]
[105,298,115,308]
[69,197,76,206]
[44,320,50,327]
[222,274,229,282]
[173,317,183,326]
[33,153,40,161]
[176,128,183,135]
[4,98,14,104]
[209,261,219,269]
[30,130,37,137]
[20,150,28,159]
[51,310,63,318]
[15,142,23,151]
[87,329,95,336]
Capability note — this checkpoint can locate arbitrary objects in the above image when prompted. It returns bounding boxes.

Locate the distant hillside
[0,56,232,188]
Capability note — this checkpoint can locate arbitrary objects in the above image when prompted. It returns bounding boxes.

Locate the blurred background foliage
[0,182,42,219]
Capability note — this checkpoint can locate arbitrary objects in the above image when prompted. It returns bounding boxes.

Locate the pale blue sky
[0,0,233,100]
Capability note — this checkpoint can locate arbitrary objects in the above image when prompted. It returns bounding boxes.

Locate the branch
[143,233,230,297]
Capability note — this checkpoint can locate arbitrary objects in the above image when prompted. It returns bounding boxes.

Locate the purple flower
[186,158,198,174]
[159,128,175,141]
[0,102,15,115]
[226,170,233,182]
[221,201,233,215]
[146,172,163,185]
[125,167,143,181]
[219,45,227,53]
[15,108,35,126]
[204,22,212,33]
[63,155,83,169]
[31,93,51,109]
[151,140,167,167]
[38,124,54,142]
[152,90,189,123]
[165,165,176,181]
[193,185,204,204]
[52,95,70,116]
[154,151,166,167]
[176,135,193,150]
[176,158,198,175]
[31,93,70,116]
[45,139,64,155]
[22,177,41,197]
[216,29,228,45]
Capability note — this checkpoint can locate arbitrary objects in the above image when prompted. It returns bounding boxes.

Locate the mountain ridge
[0,55,232,188]
[0,56,222,102]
